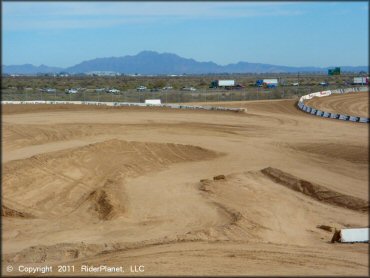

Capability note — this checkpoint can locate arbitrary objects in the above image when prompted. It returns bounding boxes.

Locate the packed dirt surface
[304,91,369,118]
[2,97,368,276]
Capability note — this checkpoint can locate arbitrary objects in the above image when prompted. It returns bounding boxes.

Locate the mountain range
[3,51,368,75]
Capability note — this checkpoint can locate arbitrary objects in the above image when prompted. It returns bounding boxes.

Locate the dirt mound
[213,174,226,180]
[2,205,33,218]
[84,179,125,220]
[3,139,219,220]
[316,225,333,232]
[87,189,117,220]
[261,167,369,212]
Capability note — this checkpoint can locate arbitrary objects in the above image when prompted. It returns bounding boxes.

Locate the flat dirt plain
[2,92,369,276]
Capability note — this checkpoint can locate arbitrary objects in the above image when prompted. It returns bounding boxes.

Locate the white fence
[1,100,245,113]
[297,87,369,123]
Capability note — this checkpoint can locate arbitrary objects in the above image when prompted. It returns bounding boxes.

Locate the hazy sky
[3,1,369,68]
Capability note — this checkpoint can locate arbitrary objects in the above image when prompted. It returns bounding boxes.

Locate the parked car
[41,88,56,93]
[181,87,196,91]
[107,88,120,94]
[65,88,78,94]
[136,86,147,92]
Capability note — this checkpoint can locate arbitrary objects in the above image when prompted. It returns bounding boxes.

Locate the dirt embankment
[2,205,33,218]
[261,167,369,212]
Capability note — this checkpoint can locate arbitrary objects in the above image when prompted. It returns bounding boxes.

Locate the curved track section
[305,92,368,118]
[297,87,369,123]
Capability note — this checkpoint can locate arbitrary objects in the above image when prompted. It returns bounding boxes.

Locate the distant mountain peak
[137,50,159,55]
[3,51,368,75]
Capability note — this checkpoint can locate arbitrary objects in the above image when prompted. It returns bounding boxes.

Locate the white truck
[210,80,235,88]
[353,77,369,85]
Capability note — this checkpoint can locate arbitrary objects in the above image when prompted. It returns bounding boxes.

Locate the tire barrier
[1,100,245,113]
[322,111,330,118]
[359,117,370,123]
[330,113,339,119]
[315,110,323,117]
[297,87,369,123]
[349,116,359,122]
[338,114,349,121]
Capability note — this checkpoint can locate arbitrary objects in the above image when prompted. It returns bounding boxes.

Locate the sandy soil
[305,91,369,118]
[2,96,368,276]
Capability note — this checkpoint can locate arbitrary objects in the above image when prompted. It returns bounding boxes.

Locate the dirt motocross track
[2,93,369,276]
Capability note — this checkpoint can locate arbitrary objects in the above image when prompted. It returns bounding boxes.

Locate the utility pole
[297,72,300,95]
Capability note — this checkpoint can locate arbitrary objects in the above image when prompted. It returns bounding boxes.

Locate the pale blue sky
[3,1,369,68]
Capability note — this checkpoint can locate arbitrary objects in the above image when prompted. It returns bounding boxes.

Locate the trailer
[353,77,369,85]
[210,80,235,88]
[256,79,278,88]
